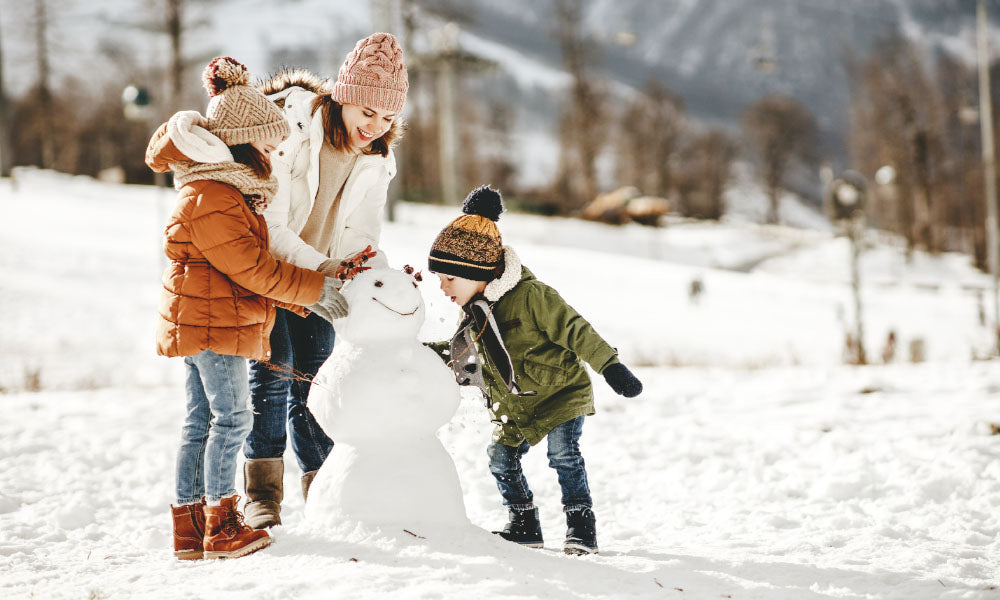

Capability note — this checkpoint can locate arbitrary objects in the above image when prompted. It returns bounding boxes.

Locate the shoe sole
[204,536,272,559]
[493,532,544,548]
[563,542,598,555]
[173,549,204,560]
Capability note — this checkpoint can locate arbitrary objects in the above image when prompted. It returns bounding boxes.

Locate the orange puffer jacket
[146,120,325,361]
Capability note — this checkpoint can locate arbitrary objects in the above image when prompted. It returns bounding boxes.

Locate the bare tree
[616,79,685,201]
[166,0,183,113]
[32,0,55,169]
[553,0,607,212]
[479,100,518,195]
[849,33,950,256]
[676,129,737,220]
[741,94,819,224]
[934,52,985,262]
[113,0,217,118]
[0,3,10,177]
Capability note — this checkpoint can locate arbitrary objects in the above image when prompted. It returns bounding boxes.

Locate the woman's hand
[318,245,378,281]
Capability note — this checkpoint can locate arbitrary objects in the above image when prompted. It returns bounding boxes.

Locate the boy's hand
[603,363,642,397]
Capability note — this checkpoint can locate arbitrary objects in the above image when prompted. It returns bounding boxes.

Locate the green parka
[431,247,619,447]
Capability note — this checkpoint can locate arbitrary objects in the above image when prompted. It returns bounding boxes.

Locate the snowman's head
[335,267,426,343]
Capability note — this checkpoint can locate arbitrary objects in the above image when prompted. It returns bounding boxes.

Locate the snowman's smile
[372,297,418,317]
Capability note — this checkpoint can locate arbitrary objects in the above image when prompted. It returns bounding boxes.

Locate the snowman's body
[306,268,468,530]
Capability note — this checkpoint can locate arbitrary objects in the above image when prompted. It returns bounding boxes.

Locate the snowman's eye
[374,280,383,288]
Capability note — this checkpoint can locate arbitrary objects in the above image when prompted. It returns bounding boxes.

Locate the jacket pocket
[499,318,522,332]
[522,358,569,387]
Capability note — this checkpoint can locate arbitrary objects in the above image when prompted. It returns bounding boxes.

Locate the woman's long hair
[230,144,272,180]
[310,94,404,157]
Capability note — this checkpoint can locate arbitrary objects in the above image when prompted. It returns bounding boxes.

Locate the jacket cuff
[593,348,620,374]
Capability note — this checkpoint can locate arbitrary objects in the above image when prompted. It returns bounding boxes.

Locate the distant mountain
[426,0,993,162]
[1,0,994,191]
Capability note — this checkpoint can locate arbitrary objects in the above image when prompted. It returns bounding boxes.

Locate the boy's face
[437,273,487,306]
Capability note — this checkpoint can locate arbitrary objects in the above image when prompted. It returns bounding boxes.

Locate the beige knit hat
[202,57,290,146]
[330,33,408,113]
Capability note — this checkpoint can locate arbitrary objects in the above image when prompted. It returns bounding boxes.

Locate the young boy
[427,185,643,555]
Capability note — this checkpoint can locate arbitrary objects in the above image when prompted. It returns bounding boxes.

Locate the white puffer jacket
[263,85,394,270]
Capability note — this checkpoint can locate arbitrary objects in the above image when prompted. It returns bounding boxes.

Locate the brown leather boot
[301,470,318,502]
[203,495,272,559]
[243,458,283,529]
[171,501,205,560]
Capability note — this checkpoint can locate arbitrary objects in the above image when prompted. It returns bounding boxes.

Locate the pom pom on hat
[203,56,250,97]
[462,185,504,222]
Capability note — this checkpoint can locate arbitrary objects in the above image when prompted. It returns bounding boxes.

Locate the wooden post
[978,0,1000,354]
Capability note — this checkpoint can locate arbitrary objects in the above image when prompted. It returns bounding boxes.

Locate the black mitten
[602,363,643,398]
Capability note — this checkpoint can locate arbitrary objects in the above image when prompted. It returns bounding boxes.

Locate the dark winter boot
[492,507,544,548]
[243,458,283,529]
[301,470,318,502]
[171,501,206,560]
[563,508,598,555]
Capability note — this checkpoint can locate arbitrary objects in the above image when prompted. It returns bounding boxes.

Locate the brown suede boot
[171,501,205,560]
[243,458,283,529]
[203,496,272,559]
[301,470,318,502]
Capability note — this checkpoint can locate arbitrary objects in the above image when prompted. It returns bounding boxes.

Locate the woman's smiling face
[340,104,396,150]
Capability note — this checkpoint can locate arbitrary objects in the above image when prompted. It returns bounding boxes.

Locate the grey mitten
[308,277,349,322]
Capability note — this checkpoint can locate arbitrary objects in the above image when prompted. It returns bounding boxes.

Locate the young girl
[145,57,348,560]
[240,32,408,529]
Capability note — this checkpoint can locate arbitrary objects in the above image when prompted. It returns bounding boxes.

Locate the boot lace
[222,496,250,534]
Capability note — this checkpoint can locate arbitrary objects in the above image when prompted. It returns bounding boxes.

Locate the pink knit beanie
[330,33,408,114]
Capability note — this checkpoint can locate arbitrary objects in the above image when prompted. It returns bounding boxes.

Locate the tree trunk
[0,3,10,177]
[34,0,55,170]
[167,0,183,113]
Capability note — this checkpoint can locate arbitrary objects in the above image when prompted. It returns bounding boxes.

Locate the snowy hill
[1,172,999,599]
[0,168,991,394]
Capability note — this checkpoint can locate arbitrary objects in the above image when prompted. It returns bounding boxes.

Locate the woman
[242,32,408,529]
[146,56,348,559]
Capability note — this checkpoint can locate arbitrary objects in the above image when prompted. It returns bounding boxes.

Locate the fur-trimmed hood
[485,246,523,302]
[256,68,331,105]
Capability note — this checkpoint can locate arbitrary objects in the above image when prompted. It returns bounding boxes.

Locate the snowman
[305,266,469,532]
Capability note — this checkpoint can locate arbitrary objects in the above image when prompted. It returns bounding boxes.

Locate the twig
[259,360,336,394]
[403,529,426,539]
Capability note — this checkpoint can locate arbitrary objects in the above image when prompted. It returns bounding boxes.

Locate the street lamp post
[827,170,869,365]
[123,84,168,271]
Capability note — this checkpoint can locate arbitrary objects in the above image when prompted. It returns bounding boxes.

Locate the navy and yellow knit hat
[428,185,505,281]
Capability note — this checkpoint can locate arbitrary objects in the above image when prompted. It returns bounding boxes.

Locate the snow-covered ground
[2,171,999,599]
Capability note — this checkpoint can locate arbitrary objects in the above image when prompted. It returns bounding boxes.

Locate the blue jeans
[487,416,592,512]
[176,350,254,504]
[244,308,334,473]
